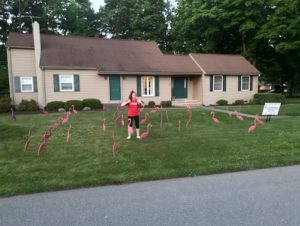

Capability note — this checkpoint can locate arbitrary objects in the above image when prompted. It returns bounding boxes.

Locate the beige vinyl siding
[122,76,171,104]
[203,75,258,105]
[192,75,203,103]
[45,70,108,103]
[11,49,38,105]
[188,78,194,100]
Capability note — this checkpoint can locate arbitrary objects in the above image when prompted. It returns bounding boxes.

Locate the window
[21,77,33,92]
[142,76,154,96]
[213,75,223,91]
[60,75,74,91]
[242,76,250,91]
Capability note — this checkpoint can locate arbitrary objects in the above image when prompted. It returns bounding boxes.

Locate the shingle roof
[190,53,261,75]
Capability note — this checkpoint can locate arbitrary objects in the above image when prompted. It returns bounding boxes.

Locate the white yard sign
[262,103,281,115]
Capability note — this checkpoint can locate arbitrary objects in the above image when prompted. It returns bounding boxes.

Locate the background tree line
[0,0,299,97]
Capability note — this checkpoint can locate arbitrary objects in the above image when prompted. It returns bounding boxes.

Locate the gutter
[97,71,202,76]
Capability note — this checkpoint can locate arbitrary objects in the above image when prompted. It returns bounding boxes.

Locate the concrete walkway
[1,165,300,226]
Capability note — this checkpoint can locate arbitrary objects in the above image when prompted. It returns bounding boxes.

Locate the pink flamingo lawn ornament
[117,102,121,110]
[51,117,64,129]
[115,112,121,122]
[24,129,31,151]
[185,102,191,110]
[43,107,49,115]
[112,132,116,157]
[67,124,71,142]
[72,105,77,114]
[178,120,180,133]
[166,110,169,121]
[114,111,118,116]
[68,108,72,117]
[248,118,258,133]
[186,115,191,127]
[226,107,231,117]
[62,112,70,124]
[103,118,106,132]
[11,108,16,121]
[150,108,156,113]
[188,109,192,116]
[128,118,133,135]
[140,113,149,125]
[140,106,145,112]
[234,110,244,121]
[255,114,264,126]
[43,127,52,140]
[211,111,219,124]
[121,114,124,126]
[140,123,152,140]
[38,134,46,155]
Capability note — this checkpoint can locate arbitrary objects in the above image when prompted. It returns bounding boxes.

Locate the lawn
[1,108,300,197]
[216,105,300,115]
[284,98,300,104]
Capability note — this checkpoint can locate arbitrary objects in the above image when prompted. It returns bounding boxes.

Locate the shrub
[0,94,11,104]
[148,101,155,107]
[216,99,228,106]
[254,93,285,104]
[64,100,83,111]
[233,99,244,105]
[0,103,13,113]
[166,100,172,106]
[46,101,65,111]
[160,101,167,107]
[249,99,258,105]
[82,98,102,109]
[18,99,39,111]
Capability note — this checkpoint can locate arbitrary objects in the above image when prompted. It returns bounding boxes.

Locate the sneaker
[137,136,140,139]
[127,136,131,139]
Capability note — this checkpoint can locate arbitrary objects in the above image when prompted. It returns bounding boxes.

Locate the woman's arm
[121,99,131,106]
[137,99,145,107]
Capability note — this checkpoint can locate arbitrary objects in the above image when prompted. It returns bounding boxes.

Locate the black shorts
[128,116,139,129]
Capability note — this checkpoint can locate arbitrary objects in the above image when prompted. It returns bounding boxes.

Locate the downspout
[7,47,14,105]
[42,67,46,106]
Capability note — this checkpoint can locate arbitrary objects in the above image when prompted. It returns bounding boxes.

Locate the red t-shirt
[126,99,140,116]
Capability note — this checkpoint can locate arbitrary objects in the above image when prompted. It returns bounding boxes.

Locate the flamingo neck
[212,112,215,118]
[147,125,150,133]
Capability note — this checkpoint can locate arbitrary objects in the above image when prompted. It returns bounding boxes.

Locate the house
[5,22,260,109]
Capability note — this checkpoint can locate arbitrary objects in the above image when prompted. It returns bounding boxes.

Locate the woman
[121,91,145,139]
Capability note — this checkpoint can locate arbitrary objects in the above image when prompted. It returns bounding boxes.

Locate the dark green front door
[109,76,121,101]
[172,77,187,99]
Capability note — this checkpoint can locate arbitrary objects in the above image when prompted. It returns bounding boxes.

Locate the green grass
[284,98,300,104]
[1,109,300,197]
[216,105,300,115]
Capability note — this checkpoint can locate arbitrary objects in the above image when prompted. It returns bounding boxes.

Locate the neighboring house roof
[6,32,260,75]
[190,53,261,75]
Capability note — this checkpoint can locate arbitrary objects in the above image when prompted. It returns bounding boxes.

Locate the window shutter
[238,75,241,91]
[137,76,141,97]
[155,76,159,96]
[14,76,20,93]
[74,74,80,92]
[53,74,59,92]
[250,75,253,91]
[210,75,213,92]
[33,76,38,92]
[223,75,226,92]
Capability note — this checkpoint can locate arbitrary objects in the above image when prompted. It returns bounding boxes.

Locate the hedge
[82,98,102,109]
[216,99,228,106]
[64,100,83,111]
[254,93,285,104]
[18,99,39,111]
[148,101,155,107]
[166,100,172,107]
[233,99,244,105]
[46,101,65,111]
[0,94,11,104]
[0,104,14,113]
[160,101,167,107]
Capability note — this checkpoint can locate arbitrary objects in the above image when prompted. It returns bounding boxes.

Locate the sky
[90,0,105,11]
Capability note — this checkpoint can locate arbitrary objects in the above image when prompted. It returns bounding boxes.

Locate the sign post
[262,103,281,122]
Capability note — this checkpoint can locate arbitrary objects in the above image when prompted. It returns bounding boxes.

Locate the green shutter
[223,75,226,92]
[250,75,253,91]
[238,75,241,91]
[74,74,80,92]
[53,74,59,92]
[14,76,20,93]
[210,75,213,92]
[155,76,159,96]
[137,76,141,97]
[33,76,38,92]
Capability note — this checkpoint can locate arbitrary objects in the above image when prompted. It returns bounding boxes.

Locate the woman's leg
[135,116,140,137]
[128,116,133,137]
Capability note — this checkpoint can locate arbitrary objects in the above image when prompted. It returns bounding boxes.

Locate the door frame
[109,75,121,101]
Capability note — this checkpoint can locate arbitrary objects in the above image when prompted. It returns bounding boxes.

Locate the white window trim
[241,76,250,91]
[141,76,155,97]
[213,75,223,92]
[21,77,33,92]
[60,75,74,92]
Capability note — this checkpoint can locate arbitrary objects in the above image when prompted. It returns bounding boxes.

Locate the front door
[172,77,187,99]
[109,76,121,101]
